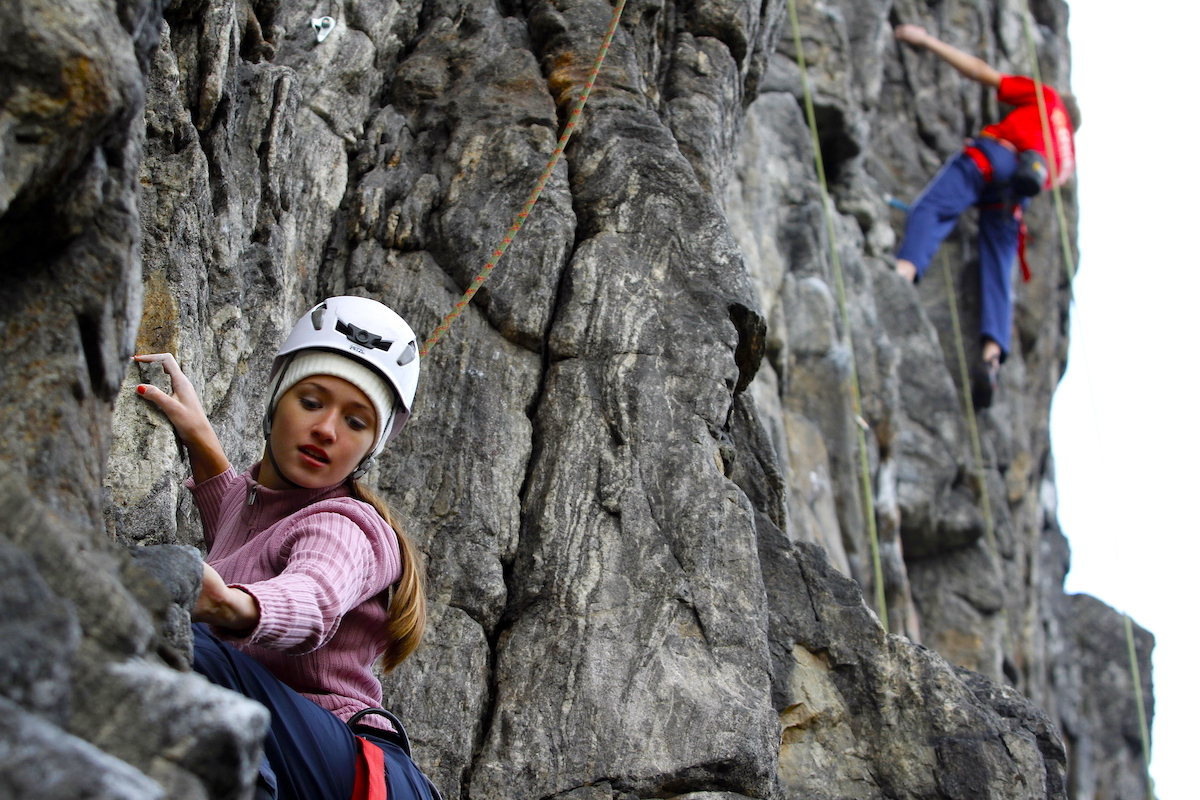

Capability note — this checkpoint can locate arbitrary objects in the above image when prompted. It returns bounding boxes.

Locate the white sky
[1051,4,1199,798]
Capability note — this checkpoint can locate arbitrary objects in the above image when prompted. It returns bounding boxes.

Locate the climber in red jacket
[893,23,1077,408]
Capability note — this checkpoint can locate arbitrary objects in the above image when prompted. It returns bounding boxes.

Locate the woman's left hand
[133,353,231,482]
[193,563,260,632]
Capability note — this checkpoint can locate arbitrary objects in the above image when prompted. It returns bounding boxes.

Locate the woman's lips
[298,445,329,465]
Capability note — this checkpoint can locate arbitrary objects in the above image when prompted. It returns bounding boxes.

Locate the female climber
[134,296,438,800]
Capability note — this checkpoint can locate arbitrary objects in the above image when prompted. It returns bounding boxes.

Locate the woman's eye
[347,416,368,432]
[300,396,321,410]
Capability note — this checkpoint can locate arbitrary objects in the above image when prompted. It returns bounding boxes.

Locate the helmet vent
[311,304,328,330]
[397,340,418,366]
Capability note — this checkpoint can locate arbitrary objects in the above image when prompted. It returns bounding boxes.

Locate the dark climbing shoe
[971,354,1000,409]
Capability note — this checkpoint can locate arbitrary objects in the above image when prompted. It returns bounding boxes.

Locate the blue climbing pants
[895,137,1028,359]
[192,624,436,800]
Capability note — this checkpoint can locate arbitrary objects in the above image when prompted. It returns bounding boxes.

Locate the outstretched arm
[193,562,260,630]
[895,24,1002,88]
[133,353,231,483]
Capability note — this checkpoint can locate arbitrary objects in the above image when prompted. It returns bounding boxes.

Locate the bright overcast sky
[1052,3,1199,797]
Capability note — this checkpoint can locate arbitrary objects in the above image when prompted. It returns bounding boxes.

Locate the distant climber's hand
[133,353,231,482]
[895,24,929,46]
[193,562,260,632]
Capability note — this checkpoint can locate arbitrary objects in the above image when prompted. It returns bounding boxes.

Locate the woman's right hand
[193,562,260,632]
[134,353,231,482]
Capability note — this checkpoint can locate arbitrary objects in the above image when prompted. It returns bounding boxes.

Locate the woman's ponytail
[350,480,426,671]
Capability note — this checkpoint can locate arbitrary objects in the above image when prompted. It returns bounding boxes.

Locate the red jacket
[982,75,1075,187]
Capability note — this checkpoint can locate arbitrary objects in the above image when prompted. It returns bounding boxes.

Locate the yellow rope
[421,0,628,356]
[1021,9,1152,795]
[939,250,997,557]
[787,0,887,630]
[1124,613,1155,800]
[1018,3,1077,287]
[941,239,1019,675]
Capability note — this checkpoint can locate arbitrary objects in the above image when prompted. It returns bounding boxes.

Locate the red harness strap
[964,146,993,183]
[966,139,1032,282]
[977,202,1032,283]
[352,736,388,800]
[1014,204,1031,282]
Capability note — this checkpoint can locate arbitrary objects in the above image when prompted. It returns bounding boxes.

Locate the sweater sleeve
[232,508,399,654]
[186,467,240,549]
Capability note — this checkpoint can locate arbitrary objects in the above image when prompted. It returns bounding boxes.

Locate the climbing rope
[1124,613,1155,800]
[1019,11,1153,793]
[1018,2,1076,287]
[1016,4,1107,468]
[1016,4,1111,525]
[786,0,887,630]
[939,250,998,557]
[420,0,628,356]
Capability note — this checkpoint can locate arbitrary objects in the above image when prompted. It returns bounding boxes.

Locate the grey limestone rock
[0,697,164,800]
[125,544,204,665]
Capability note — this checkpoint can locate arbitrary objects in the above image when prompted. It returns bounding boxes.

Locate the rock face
[0,0,1154,799]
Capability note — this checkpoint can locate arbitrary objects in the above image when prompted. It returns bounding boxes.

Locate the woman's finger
[133,353,194,395]
[135,382,179,413]
[157,353,184,379]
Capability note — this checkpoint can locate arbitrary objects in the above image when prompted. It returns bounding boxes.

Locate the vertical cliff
[0,0,1153,798]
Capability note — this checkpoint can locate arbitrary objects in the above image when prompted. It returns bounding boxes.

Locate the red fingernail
[137,385,146,395]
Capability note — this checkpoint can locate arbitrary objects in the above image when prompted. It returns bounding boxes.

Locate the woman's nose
[311,411,337,441]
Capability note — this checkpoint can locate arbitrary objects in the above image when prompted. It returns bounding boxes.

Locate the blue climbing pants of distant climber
[192,624,436,800]
[895,137,1029,360]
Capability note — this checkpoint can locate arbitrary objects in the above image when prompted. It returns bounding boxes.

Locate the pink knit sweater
[188,464,401,721]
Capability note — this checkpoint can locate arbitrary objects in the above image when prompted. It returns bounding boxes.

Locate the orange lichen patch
[5,84,69,121]
[547,53,588,102]
[61,55,117,126]
[6,55,116,132]
[135,270,179,355]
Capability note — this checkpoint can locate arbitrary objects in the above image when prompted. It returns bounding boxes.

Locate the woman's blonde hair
[350,480,427,671]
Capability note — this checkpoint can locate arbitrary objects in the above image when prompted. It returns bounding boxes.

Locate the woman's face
[259,375,378,490]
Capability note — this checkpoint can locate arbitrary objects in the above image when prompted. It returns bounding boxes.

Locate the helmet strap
[262,353,303,489]
[262,353,295,441]
[263,432,304,489]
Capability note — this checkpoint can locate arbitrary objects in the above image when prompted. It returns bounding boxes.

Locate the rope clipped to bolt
[421,0,629,356]
[786,0,888,631]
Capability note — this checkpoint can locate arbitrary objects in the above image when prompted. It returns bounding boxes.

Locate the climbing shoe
[971,354,1000,409]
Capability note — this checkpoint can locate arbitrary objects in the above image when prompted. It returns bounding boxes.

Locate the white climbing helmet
[264,297,420,472]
